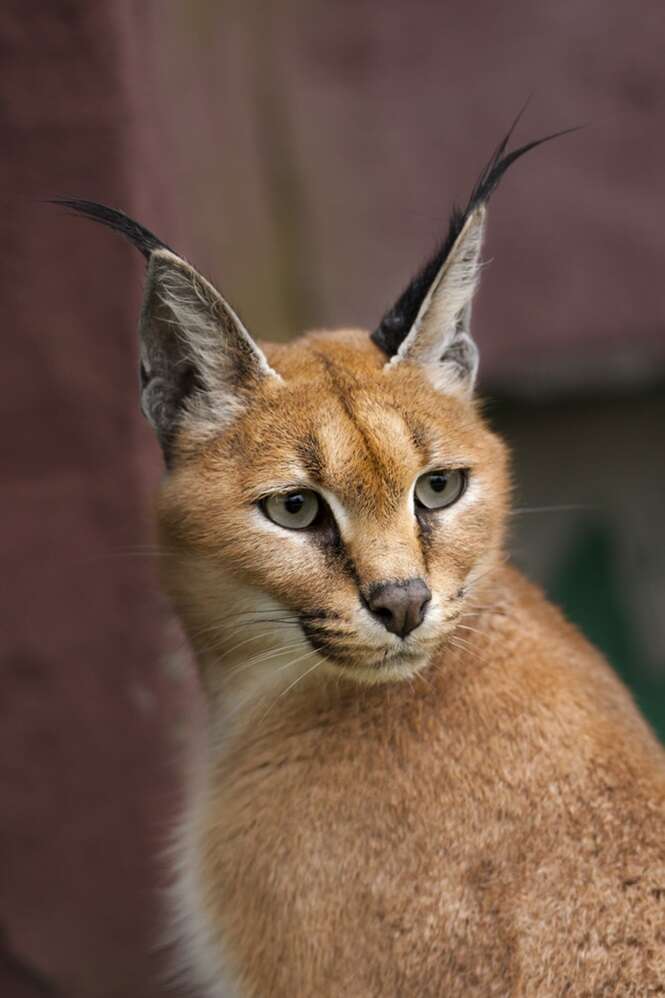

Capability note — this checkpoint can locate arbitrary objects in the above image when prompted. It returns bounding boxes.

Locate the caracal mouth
[319,646,434,685]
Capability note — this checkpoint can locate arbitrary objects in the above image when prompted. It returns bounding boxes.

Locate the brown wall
[144,1,665,389]
[1,5,197,996]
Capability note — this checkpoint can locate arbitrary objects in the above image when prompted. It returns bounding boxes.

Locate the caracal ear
[385,207,485,396]
[52,200,280,461]
[139,249,280,456]
[372,117,579,397]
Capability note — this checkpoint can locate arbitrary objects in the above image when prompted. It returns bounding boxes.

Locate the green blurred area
[550,519,665,741]
[490,391,665,744]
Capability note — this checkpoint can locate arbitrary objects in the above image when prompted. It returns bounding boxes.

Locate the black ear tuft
[49,198,174,260]
[372,113,579,357]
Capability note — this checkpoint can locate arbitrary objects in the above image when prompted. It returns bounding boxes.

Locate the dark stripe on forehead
[312,352,400,498]
[313,352,361,421]
[406,416,435,462]
[296,431,325,481]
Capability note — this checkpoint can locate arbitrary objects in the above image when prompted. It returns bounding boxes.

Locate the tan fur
[158,328,665,996]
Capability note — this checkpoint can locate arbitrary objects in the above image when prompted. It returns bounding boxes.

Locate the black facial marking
[415,508,434,569]
[296,432,326,482]
[323,531,355,583]
[298,620,376,665]
[299,615,349,660]
[299,622,328,654]
[299,609,340,622]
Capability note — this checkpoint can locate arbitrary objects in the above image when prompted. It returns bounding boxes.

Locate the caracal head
[57,119,569,689]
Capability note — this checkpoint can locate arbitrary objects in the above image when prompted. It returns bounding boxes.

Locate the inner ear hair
[138,250,279,455]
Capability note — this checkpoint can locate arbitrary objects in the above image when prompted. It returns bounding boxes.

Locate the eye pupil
[284,494,305,514]
[430,474,448,493]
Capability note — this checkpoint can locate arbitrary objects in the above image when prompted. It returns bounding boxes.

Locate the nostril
[364,578,432,638]
[373,605,394,625]
[406,585,431,635]
[417,592,431,624]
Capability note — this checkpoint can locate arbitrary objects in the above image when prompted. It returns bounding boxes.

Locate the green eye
[414,469,466,511]
[262,490,320,530]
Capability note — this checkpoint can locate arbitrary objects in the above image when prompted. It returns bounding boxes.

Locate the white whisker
[259,651,325,723]
[224,642,308,681]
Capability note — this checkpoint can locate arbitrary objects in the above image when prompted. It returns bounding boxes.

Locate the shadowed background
[2,2,664,995]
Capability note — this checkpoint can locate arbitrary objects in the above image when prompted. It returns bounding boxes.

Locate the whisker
[224,642,308,681]
[449,635,471,653]
[448,636,489,670]
[218,630,292,660]
[227,608,304,618]
[511,503,590,516]
[83,551,178,562]
[218,649,321,728]
[416,669,434,693]
[278,655,325,702]
[187,615,301,647]
[258,650,326,724]
[189,629,285,663]
[455,623,486,637]
[459,605,510,621]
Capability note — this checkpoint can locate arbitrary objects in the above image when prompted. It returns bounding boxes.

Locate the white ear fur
[388,207,486,396]
[139,250,281,453]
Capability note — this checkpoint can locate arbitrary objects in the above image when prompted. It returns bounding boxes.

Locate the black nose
[364,578,431,638]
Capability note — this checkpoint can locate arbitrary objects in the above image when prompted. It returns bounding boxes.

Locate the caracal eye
[262,490,320,530]
[414,469,466,510]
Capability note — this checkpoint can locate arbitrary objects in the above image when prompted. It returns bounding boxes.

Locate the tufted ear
[384,206,485,396]
[52,200,280,462]
[137,248,280,456]
[373,119,577,396]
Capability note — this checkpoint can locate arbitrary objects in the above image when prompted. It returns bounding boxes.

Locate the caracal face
[158,330,509,686]
[56,125,552,691]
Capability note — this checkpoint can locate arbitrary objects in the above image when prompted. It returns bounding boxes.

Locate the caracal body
[60,125,665,996]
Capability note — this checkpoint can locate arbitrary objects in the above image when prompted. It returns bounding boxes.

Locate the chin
[321,648,434,686]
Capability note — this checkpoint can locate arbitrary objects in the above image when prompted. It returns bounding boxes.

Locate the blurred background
[2,1,664,995]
